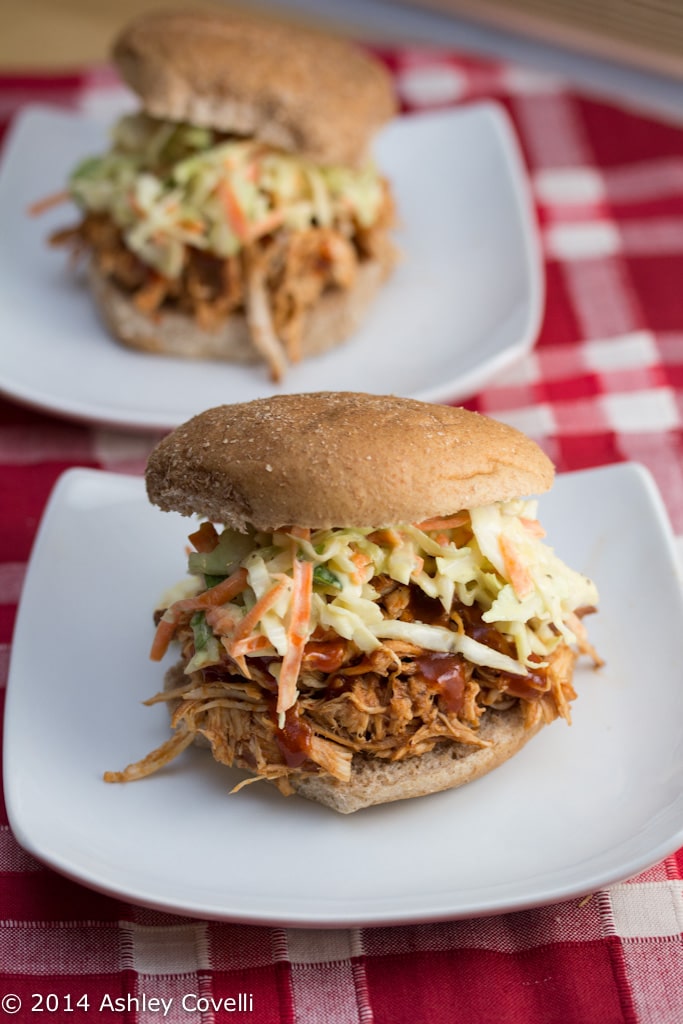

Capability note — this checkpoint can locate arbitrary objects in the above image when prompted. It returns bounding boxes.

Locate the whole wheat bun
[163,662,547,812]
[87,256,392,364]
[293,704,546,813]
[146,392,555,531]
[113,9,396,167]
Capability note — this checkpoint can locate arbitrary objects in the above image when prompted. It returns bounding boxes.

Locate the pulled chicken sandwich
[44,10,397,380]
[105,393,601,812]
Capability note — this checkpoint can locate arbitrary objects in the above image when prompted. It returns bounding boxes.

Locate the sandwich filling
[105,500,601,794]
[48,112,394,378]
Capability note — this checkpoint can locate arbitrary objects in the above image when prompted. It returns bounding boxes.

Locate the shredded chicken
[108,579,596,790]
[51,195,393,381]
[242,249,288,382]
[103,726,195,783]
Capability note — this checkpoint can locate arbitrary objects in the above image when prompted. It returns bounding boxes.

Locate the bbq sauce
[496,667,549,701]
[414,653,467,713]
[301,640,348,673]
[402,587,450,627]
[453,600,516,657]
[266,698,314,767]
[452,602,551,699]
[404,589,513,657]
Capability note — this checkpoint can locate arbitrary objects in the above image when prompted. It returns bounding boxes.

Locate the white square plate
[0,102,542,430]
[5,463,683,927]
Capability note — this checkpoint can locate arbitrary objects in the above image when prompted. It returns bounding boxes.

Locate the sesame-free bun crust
[86,258,392,365]
[113,9,396,166]
[146,392,555,530]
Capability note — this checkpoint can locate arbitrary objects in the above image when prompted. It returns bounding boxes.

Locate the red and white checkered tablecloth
[2,46,683,1024]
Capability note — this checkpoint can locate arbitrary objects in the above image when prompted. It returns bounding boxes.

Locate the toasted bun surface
[146,393,554,530]
[113,9,396,166]
[86,257,391,365]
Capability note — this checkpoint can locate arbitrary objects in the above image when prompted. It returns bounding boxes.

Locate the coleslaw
[67,112,387,279]
[152,500,599,720]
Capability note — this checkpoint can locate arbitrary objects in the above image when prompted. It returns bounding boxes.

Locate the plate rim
[0,100,543,432]
[4,462,683,927]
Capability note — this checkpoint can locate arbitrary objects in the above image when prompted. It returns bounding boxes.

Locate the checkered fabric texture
[1,47,683,1024]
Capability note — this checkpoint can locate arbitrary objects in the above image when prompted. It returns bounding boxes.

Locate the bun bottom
[292,705,544,813]
[163,664,545,813]
[86,256,391,365]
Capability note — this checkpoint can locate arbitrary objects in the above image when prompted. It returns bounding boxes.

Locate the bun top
[146,393,555,531]
[112,9,396,167]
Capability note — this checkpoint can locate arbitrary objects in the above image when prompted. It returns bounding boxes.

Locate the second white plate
[5,463,683,926]
[0,102,542,430]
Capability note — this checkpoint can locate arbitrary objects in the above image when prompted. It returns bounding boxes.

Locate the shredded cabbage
[168,501,598,680]
[67,112,386,278]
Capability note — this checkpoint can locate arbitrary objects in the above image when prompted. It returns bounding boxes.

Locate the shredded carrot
[230,634,273,658]
[149,567,249,661]
[250,209,286,240]
[349,549,372,585]
[188,522,219,553]
[204,606,239,635]
[411,556,425,578]
[226,576,290,657]
[277,558,313,715]
[520,517,546,539]
[368,528,402,547]
[289,526,311,541]
[499,535,534,598]
[179,568,249,611]
[27,190,70,216]
[128,189,145,217]
[245,160,260,182]
[415,512,470,532]
[217,180,251,242]
[179,218,205,234]
[149,617,178,662]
